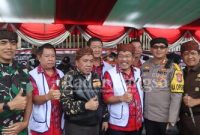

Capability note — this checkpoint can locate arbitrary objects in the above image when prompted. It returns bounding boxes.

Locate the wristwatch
[3,102,10,111]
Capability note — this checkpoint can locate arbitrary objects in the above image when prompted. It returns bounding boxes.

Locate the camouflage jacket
[0,62,33,135]
[60,69,109,126]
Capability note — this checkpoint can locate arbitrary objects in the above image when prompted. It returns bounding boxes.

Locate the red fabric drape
[145,28,184,44]
[129,28,144,39]
[0,23,19,31]
[0,23,6,28]
[181,18,200,30]
[192,30,200,41]
[55,0,117,25]
[83,25,126,42]
[18,23,67,40]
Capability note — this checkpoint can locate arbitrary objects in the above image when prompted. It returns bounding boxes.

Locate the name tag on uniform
[143,66,150,72]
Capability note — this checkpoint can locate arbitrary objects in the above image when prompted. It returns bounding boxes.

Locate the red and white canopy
[1,0,200,29]
[1,0,200,48]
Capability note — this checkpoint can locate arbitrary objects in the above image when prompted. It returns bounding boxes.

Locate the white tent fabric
[77,26,132,47]
[11,24,73,46]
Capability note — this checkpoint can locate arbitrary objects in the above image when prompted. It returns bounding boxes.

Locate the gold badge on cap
[195,87,200,92]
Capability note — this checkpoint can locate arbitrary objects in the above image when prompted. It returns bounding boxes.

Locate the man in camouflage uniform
[0,29,33,135]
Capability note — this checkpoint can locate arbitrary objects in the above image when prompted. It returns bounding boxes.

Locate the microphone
[185,93,196,127]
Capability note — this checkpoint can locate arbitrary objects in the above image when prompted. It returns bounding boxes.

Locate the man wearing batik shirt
[102,44,143,135]
[0,29,33,135]
[29,44,64,135]
[88,37,112,134]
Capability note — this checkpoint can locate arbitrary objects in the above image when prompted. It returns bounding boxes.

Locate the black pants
[178,115,200,135]
[65,122,99,135]
[144,119,167,135]
[109,128,141,135]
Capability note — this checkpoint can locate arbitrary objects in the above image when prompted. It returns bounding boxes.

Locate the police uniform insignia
[143,66,150,72]
[161,68,167,72]
[158,68,167,75]
[158,75,166,80]
[144,66,150,69]
[157,81,163,87]
[176,72,183,82]
[170,64,184,93]
[195,87,200,92]
[157,76,166,88]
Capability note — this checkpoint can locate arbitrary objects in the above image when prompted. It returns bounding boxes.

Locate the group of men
[0,29,200,135]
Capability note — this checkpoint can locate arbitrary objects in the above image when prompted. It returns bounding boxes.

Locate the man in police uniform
[142,38,183,135]
[179,41,200,135]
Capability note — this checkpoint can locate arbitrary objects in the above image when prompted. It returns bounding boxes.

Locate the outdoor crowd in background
[0,29,200,135]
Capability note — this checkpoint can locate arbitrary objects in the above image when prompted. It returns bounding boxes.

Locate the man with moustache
[179,41,200,135]
[142,38,183,135]
[103,44,143,135]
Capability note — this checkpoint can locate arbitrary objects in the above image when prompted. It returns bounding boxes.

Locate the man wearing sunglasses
[141,38,183,135]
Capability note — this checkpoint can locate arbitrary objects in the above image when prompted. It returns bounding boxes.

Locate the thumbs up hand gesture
[85,96,99,111]
[8,88,27,110]
[120,92,133,103]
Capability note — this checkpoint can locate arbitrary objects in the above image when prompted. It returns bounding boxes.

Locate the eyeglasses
[152,45,167,49]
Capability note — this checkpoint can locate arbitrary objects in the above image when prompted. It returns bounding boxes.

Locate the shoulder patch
[170,64,184,93]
